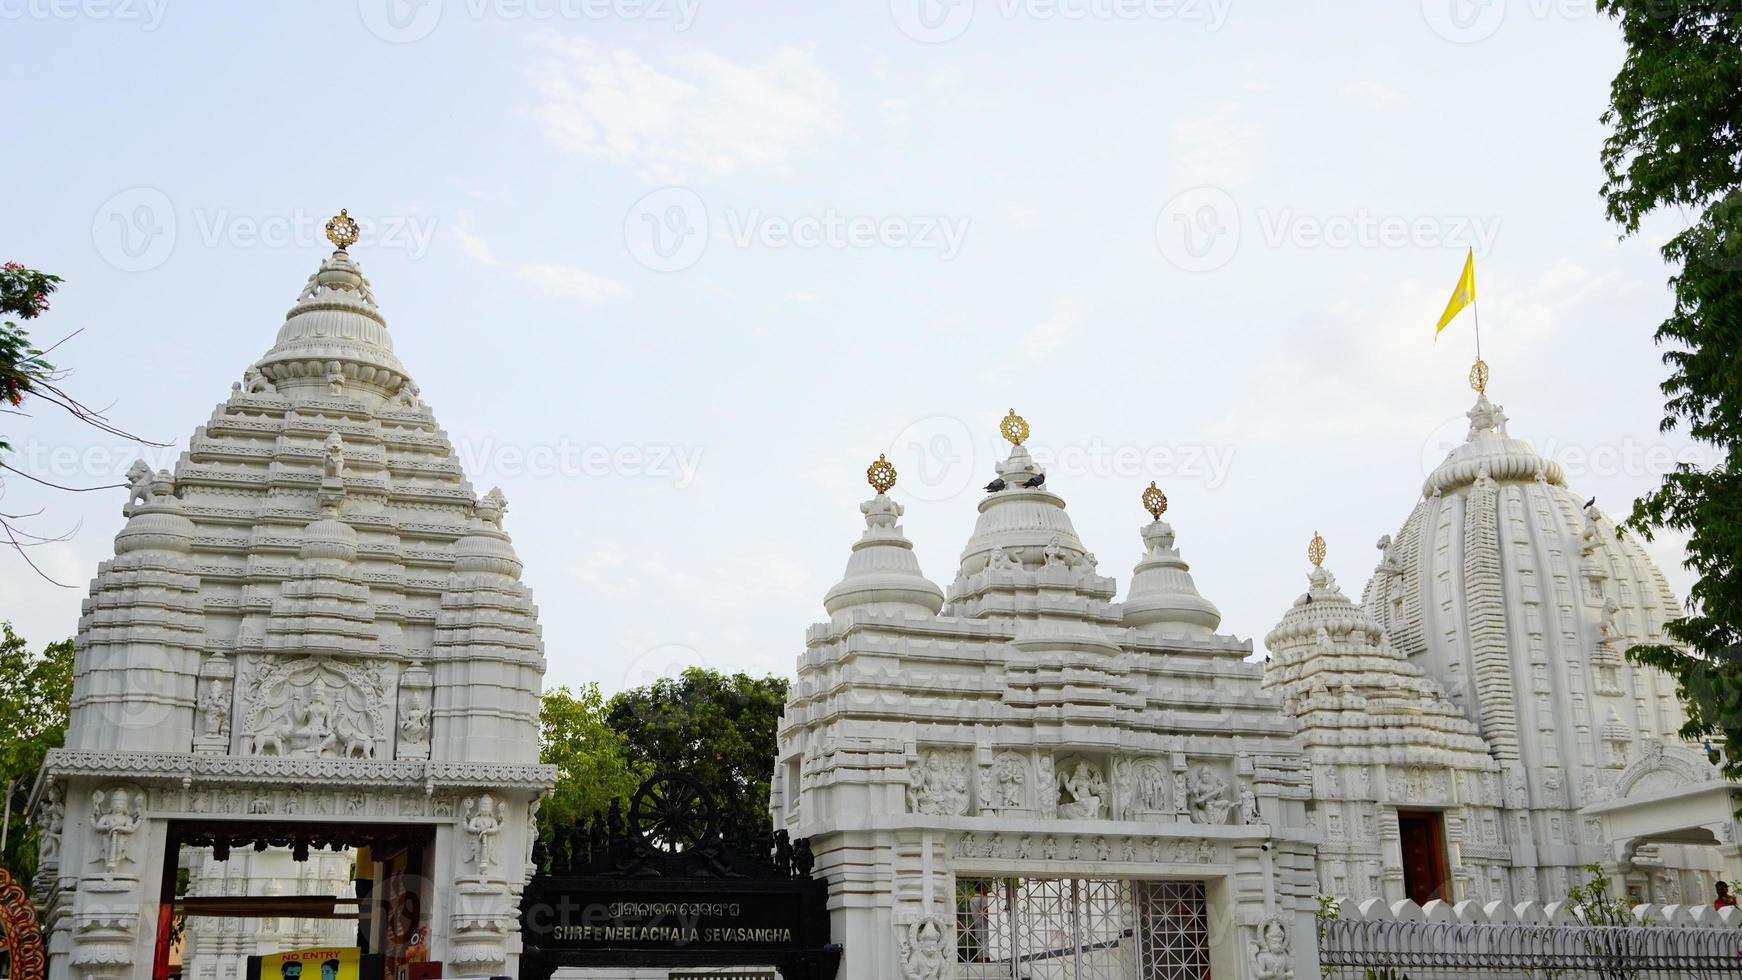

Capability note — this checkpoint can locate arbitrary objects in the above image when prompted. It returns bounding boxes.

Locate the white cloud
[788,290,821,303]
[447,227,624,304]
[1172,103,1260,187]
[983,303,1082,384]
[518,264,626,304]
[1213,259,1608,441]
[880,97,910,132]
[529,38,844,182]
[1341,80,1405,108]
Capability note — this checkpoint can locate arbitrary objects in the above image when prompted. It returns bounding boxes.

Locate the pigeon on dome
[822,454,943,622]
[954,410,1091,579]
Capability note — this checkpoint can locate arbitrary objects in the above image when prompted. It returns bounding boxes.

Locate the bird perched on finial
[1584,496,1597,509]
[1022,473,1045,488]
[984,478,1007,493]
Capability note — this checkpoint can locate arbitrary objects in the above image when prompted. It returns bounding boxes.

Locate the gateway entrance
[956,878,1211,980]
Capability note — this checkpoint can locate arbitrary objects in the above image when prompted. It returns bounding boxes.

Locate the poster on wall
[259,946,362,980]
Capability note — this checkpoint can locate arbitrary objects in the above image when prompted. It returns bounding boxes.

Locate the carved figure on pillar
[91,786,144,875]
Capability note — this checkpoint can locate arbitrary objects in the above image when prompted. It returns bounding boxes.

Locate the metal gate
[958,878,1211,980]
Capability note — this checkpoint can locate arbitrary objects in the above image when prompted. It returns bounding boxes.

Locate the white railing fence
[1318,898,1742,979]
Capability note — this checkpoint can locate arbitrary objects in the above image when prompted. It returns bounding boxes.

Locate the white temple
[1270,365,1741,909]
[1262,535,1503,907]
[773,418,1319,980]
[30,213,555,979]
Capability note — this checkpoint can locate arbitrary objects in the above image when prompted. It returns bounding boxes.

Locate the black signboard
[518,774,840,980]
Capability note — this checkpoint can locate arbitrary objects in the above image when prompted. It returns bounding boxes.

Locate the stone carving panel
[1251,915,1294,980]
[239,656,390,760]
[993,751,1029,808]
[899,915,948,979]
[1132,758,1169,814]
[907,750,970,817]
[463,792,507,875]
[90,785,145,878]
[1184,764,1233,825]
[1055,757,1107,819]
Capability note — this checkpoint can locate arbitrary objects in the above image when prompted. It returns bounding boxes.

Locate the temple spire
[822,454,942,621]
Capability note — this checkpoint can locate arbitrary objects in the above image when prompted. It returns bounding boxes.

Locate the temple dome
[1360,380,1687,788]
[254,245,410,400]
[956,442,1088,577]
[1123,515,1221,638]
[1421,391,1566,496]
[1265,556,1492,765]
[453,488,526,580]
[823,467,944,621]
[113,469,195,555]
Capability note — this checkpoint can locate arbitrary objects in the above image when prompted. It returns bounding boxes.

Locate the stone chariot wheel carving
[629,773,716,854]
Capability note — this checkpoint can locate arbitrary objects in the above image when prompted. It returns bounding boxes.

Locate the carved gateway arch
[0,865,46,980]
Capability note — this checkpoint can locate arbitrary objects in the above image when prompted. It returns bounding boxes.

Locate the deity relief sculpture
[238,657,389,760]
[1056,759,1107,820]
[1252,916,1294,980]
[994,753,1028,808]
[1185,765,1233,825]
[322,432,345,481]
[393,379,422,408]
[1239,785,1262,825]
[399,692,431,746]
[37,784,65,867]
[1112,758,1134,818]
[464,793,507,874]
[294,688,338,756]
[1135,761,1168,811]
[198,678,231,739]
[1043,535,1067,567]
[1037,754,1055,806]
[907,750,970,817]
[899,916,948,980]
[91,786,145,875]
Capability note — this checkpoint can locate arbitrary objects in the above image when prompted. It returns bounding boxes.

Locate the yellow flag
[1435,248,1477,335]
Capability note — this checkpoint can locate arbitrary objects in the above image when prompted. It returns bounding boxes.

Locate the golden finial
[1469,358,1489,395]
[867,454,897,494]
[325,209,360,251]
[1308,530,1327,569]
[1141,481,1168,521]
[1000,409,1030,446]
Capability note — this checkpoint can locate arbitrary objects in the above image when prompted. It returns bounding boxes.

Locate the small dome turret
[822,456,944,621]
[1122,484,1221,638]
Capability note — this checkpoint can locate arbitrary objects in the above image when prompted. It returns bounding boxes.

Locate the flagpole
[1473,294,1482,363]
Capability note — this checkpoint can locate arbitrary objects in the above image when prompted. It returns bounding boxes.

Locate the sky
[0,0,1712,695]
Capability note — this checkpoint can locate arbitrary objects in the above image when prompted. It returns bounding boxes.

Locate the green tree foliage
[604,669,789,835]
[538,684,647,836]
[0,262,158,580]
[0,623,74,880]
[1597,1,1742,775]
[0,263,60,441]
